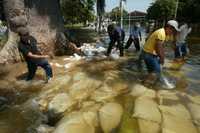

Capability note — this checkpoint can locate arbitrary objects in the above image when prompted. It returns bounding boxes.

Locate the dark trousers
[175,43,187,58]
[107,39,124,56]
[125,36,140,51]
[26,59,53,81]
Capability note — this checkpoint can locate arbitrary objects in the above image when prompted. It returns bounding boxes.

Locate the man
[18,27,53,83]
[106,23,125,57]
[125,22,142,51]
[175,23,192,61]
[141,20,179,86]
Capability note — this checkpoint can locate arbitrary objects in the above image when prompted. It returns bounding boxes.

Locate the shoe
[160,77,175,89]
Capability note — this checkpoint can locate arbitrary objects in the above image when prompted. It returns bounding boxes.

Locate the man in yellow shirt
[141,20,179,84]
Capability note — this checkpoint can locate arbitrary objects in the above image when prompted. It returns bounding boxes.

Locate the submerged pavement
[0,40,200,133]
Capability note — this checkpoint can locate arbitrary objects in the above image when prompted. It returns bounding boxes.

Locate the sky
[105,0,153,13]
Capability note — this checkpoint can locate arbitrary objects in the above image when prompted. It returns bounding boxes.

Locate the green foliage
[147,0,176,21]
[61,0,95,24]
[147,0,200,23]
[177,0,200,22]
[107,6,129,22]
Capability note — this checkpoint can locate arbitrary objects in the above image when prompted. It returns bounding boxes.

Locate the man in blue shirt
[18,27,53,83]
[125,23,142,51]
[106,24,125,57]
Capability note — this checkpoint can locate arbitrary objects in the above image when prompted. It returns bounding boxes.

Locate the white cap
[167,20,179,31]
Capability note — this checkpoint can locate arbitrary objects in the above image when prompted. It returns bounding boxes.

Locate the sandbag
[69,79,101,100]
[133,97,161,123]
[54,111,97,133]
[48,93,74,114]
[138,119,160,133]
[187,94,200,105]
[159,104,191,120]
[162,113,198,133]
[157,90,180,105]
[91,85,118,102]
[130,84,147,97]
[130,84,156,99]
[186,103,200,126]
[99,102,123,133]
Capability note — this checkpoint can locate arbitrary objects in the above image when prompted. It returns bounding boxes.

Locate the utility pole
[174,0,179,19]
[120,0,123,29]
[128,13,131,35]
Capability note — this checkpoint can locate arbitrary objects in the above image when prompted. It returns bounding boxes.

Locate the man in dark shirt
[18,27,53,82]
[106,24,125,57]
[125,23,142,51]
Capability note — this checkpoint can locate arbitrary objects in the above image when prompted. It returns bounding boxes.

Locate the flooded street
[0,38,200,133]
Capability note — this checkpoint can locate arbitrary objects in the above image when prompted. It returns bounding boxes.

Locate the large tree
[61,0,95,25]
[108,6,128,22]
[96,0,105,33]
[177,0,200,23]
[147,0,176,23]
[0,0,71,63]
[147,0,200,23]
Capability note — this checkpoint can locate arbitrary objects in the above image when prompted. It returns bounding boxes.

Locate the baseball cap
[167,20,180,31]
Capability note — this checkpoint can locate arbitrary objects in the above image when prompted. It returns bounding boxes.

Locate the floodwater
[0,40,199,132]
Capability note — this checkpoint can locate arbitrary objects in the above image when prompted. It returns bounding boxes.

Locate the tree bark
[0,0,67,63]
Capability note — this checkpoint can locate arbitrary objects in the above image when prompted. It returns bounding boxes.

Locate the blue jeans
[26,59,53,81]
[143,51,161,74]
[175,42,187,58]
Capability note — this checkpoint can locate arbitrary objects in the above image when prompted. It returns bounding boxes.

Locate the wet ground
[0,38,199,133]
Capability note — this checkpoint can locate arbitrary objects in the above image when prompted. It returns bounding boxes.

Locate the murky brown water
[0,41,199,132]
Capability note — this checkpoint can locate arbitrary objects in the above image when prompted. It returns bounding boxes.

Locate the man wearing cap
[18,27,53,83]
[140,20,179,84]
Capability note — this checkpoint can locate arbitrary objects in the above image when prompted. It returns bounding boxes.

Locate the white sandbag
[54,112,97,133]
[133,97,161,123]
[110,48,120,60]
[99,102,123,133]
[138,119,160,133]
[48,93,74,114]
[162,114,198,133]
[159,104,191,120]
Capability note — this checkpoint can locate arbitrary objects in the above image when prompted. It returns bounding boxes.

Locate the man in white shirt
[175,23,192,60]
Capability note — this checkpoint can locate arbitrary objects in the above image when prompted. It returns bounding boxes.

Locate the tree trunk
[97,15,102,33]
[0,0,66,63]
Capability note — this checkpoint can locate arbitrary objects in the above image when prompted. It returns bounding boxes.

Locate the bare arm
[27,52,49,59]
[155,40,165,65]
